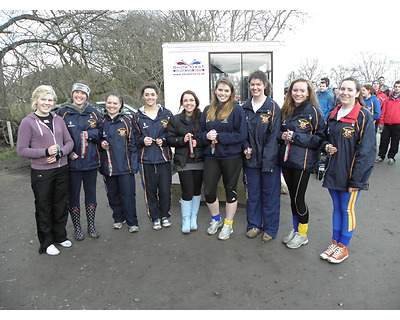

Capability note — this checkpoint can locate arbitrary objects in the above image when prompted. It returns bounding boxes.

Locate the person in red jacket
[375,81,400,165]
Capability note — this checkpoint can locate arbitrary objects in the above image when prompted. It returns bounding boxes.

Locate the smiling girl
[320,77,375,263]
[279,78,325,249]
[167,90,204,233]
[98,93,139,233]
[242,71,282,242]
[133,83,173,230]
[199,78,247,240]
[17,85,74,255]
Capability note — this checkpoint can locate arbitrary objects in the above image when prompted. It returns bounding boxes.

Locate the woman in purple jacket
[17,85,74,256]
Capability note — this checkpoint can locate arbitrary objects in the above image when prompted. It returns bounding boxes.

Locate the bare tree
[351,51,392,84]
[0,10,111,119]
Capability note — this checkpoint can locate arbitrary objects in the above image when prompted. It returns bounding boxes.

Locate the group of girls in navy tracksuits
[18,75,375,264]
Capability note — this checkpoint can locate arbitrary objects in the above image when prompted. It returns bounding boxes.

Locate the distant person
[279,78,325,249]
[372,80,388,106]
[375,80,400,165]
[242,71,281,242]
[320,77,375,263]
[361,84,381,125]
[167,90,204,234]
[199,78,247,240]
[57,82,101,240]
[317,80,335,121]
[378,76,392,97]
[17,85,74,255]
[98,93,139,233]
[133,83,173,230]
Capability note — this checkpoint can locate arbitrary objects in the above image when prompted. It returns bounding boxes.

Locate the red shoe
[328,243,349,263]
[320,240,338,260]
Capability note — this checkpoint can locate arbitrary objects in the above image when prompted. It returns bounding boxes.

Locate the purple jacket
[17,112,74,170]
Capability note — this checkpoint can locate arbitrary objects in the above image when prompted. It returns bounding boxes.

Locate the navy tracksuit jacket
[322,103,376,191]
[56,101,101,171]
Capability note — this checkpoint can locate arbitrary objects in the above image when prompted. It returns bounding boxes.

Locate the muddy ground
[0,156,399,311]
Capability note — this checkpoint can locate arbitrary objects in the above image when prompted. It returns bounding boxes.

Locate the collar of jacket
[329,102,362,124]
[242,96,272,112]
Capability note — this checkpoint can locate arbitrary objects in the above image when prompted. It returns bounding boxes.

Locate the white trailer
[162,41,285,114]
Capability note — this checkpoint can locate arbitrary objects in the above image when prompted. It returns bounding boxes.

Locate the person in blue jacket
[361,83,381,129]
[167,90,204,234]
[133,83,173,230]
[320,77,375,264]
[317,80,335,121]
[199,77,247,240]
[242,71,281,242]
[56,82,101,241]
[98,93,139,233]
[279,78,325,249]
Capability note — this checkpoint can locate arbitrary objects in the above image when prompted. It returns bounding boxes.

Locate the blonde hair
[206,78,235,122]
[281,78,320,121]
[31,85,57,110]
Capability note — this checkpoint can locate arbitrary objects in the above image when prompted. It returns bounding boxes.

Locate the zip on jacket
[56,100,101,171]
[98,113,138,176]
[322,103,375,191]
[133,105,173,164]
[199,103,247,160]
[16,112,74,170]
[278,102,325,173]
[242,96,281,172]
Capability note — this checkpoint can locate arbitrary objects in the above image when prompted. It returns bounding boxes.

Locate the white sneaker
[282,228,295,244]
[58,240,72,248]
[153,219,162,230]
[129,225,139,233]
[113,222,123,229]
[286,232,308,249]
[218,224,233,240]
[207,219,223,235]
[162,218,171,227]
[46,244,60,256]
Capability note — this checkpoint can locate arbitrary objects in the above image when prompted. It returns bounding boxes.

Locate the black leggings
[178,170,203,201]
[203,157,243,204]
[282,167,310,224]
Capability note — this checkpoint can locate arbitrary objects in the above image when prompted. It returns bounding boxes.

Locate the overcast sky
[282,2,398,73]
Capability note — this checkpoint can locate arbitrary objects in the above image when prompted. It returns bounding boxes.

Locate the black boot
[85,204,100,238]
[69,207,85,241]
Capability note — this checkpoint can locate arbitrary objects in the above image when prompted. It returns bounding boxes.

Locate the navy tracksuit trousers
[243,164,281,238]
[140,162,171,222]
[104,173,138,227]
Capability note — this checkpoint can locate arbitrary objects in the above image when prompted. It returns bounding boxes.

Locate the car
[52,101,137,118]
[95,101,137,117]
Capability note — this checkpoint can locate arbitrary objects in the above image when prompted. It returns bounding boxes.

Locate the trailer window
[209,52,272,103]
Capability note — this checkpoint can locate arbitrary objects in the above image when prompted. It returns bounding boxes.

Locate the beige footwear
[246,228,261,238]
[262,232,273,242]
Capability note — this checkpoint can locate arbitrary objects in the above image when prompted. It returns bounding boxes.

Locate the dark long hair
[340,77,365,107]
[179,90,200,123]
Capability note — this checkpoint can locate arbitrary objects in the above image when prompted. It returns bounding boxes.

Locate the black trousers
[203,157,243,204]
[378,124,400,160]
[140,162,172,222]
[178,170,203,201]
[282,167,310,225]
[30,165,69,253]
